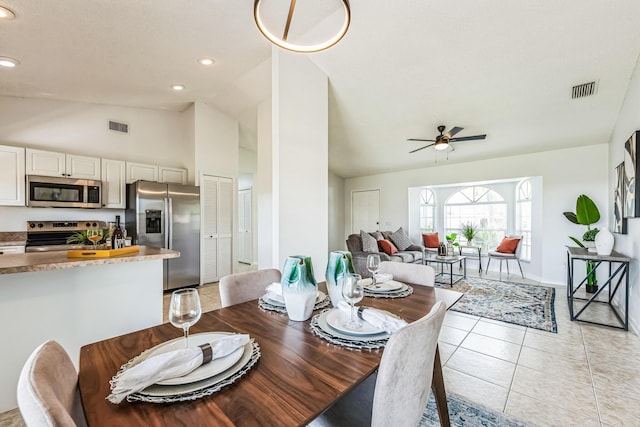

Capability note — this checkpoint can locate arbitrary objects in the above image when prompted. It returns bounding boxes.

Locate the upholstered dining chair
[219,268,282,308]
[17,340,87,427]
[486,235,525,279]
[310,300,447,427]
[378,261,435,286]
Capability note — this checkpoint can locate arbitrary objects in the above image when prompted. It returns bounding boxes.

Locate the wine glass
[366,254,381,288]
[341,274,364,330]
[169,288,202,348]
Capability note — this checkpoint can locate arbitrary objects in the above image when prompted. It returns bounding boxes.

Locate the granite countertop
[0,232,27,246]
[0,246,180,275]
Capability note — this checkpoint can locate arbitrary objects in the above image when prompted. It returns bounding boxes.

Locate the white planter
[583,241,596,253]
[595,228,614,256]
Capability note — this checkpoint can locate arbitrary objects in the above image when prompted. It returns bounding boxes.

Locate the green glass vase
[325,251,355,307]
[281,255,318,321]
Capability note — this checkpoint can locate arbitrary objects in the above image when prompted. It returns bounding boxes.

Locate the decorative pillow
[377,239,398,255]
[390,227,412,251]
[496,237,520,254]
[360,230,379,253]
[371,231,384,241]
[422,232,440,248]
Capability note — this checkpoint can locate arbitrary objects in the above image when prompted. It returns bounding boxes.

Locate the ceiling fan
[408,125,487,153]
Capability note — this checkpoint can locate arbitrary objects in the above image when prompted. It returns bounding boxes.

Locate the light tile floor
[3,266,640,427]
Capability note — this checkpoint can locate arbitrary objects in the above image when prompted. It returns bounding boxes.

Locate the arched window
[419,188,435,232]
[445,186,506,251]
[516,179,532,261]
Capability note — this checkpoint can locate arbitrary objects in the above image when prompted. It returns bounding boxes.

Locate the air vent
[108,121,129,133]
[572,81,597,99]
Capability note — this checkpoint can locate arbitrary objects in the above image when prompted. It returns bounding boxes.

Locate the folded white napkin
[265,282,283,296]
[374,273,393,283]
[107,334,249,404]
[337,301,407,333]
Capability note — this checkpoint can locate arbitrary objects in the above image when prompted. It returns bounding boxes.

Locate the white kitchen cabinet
[201,174,233,283]
[0,145,25,206]
[26,148,100,180]
[0,246,25,255]
[126,162,158,183]
[101,159,126,209]
[159,166,187,185]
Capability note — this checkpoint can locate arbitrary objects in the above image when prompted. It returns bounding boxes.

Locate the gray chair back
[17,340,87,427]
[219,269,281,308]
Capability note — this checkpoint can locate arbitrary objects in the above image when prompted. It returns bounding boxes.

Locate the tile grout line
[580,324,604,426]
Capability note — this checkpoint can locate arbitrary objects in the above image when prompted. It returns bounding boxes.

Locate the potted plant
[445,233,459,257]
[461,222,479,246]
[563,194,600,293]
[67,229,111,249]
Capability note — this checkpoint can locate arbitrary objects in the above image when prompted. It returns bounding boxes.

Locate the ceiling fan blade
[409,143,435,153]
[449,134,487,142]
[407,138,436,142]
[445,127,463,138]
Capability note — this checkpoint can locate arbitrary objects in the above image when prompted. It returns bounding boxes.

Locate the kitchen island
[0,246,179,412]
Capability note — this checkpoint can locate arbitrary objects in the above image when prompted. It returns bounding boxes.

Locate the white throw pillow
[390,227,413,251]
[360,230,379,253]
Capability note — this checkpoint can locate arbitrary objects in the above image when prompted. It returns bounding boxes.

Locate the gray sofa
[346,231,426,278]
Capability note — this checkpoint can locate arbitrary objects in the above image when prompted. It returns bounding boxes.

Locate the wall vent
[571,81,597,99]
[108,121,129,133]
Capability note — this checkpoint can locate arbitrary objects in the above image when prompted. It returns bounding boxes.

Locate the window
[445,186,506,251]
[516,179,532,261]
[419,188,435,232]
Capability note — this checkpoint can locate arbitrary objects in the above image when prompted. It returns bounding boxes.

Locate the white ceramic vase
[595,227,614,256]
[583,241,596,253]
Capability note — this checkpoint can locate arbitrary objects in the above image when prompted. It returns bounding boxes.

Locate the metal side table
[458,244,482,273]
[566,247,630,330]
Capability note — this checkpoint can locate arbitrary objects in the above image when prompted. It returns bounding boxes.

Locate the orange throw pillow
[378,239,398,255]
[496,237,520,254]
[422,232,439,248]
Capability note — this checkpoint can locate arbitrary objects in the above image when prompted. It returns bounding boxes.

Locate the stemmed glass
[341,274,364,330]
[366,254,381,288]
[169,288,202,348]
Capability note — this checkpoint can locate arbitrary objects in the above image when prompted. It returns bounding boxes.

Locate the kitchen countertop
[0,246,179,275]
[0,232,27,246]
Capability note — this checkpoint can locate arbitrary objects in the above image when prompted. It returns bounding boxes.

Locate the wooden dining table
[78,282,450,426]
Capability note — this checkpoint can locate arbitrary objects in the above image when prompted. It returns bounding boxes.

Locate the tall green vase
[281,255,318,321]
[325,251,355,307]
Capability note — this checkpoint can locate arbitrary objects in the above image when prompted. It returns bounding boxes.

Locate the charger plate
[325,309,384,336]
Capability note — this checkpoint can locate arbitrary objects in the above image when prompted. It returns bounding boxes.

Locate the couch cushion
[404,250,423,262]
[390,227,413,251]
[422,232,440,248]
[392,252,415,263]
[346,234,363,253]
[361,230,379,253]
[378,239,398,255]
[371,231,384,240]
[496,237,520,254]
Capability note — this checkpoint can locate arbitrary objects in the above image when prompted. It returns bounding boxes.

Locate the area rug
[420,393,528,427]
[448,277,557,333]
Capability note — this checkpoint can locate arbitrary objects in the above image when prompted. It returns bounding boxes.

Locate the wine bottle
[112,215,124,249]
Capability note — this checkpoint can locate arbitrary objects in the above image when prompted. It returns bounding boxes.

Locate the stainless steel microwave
[26,175,102,208]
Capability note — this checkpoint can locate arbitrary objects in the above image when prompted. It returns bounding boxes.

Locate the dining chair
[378,261,435,286]
[486,235,525,279]
[311,300,447,427]
[17,340,87,427]
[219,268,282,307]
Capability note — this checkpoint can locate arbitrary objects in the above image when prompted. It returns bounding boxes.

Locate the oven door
[26,175,101,208]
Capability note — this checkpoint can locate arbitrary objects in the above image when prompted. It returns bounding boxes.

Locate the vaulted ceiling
[2,0,640,178]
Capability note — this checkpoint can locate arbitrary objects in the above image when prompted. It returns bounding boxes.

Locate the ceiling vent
[108,120,129,133]
[572,81,597,99]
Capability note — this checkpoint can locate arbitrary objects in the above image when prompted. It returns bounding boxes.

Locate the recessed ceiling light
[0,6,15,20]
[198,57,215,66]
[171,84,185,91]
[0,57,19,68]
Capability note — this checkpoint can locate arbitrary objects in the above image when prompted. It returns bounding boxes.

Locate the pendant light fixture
[254,0,351,53]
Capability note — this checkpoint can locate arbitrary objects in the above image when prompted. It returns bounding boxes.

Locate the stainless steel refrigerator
[125,181,200,290]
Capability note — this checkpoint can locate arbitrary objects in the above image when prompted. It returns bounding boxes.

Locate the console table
[566,247,630,330]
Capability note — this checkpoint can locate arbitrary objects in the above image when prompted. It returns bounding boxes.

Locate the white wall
[607,51,640,334]
[344,144,609,285]
[239,147,258,264]
[257,100,274,269]
[328,171,345,251]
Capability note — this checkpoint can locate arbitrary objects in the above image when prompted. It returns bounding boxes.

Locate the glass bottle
[111,215,124,249]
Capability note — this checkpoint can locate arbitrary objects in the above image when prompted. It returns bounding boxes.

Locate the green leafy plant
[445,233,459,247]
[563,194,600,289]
[66,229,111,245]
[461,222,479,243]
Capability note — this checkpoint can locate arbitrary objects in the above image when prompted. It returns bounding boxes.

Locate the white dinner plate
[139,332,245,386]
[264,291,326,307]
[317,310,389,342]
[364,280,405,293]
[325,309,384,336]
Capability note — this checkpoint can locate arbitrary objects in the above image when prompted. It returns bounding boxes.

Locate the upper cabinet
[26,148,101,180]
[159,166,188,184]
[126,162,158,184]
[0,145,26,206]
[101,159,126,209]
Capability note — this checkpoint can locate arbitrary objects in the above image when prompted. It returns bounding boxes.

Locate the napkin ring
[357,306,366,320]
[199,343,213,364]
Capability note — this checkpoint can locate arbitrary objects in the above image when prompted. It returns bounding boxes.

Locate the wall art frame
[614,161,628,234]
[623,131,639,218]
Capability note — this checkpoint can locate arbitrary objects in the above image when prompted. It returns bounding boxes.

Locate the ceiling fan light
[434,141,449,151]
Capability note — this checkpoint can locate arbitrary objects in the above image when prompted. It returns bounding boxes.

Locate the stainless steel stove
[26,221,107,252]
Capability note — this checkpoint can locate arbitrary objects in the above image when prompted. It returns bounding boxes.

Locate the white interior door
[352,189,380,233]
[201,175,219,283]
[238,189,252,264]
[218,178,233,279]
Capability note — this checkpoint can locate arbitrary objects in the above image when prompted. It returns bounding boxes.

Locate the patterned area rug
[448,277,557,333]
[420,393,528,427]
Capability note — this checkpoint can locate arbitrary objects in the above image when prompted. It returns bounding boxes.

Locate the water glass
[169,288,202,348]
[341,274,364,330]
